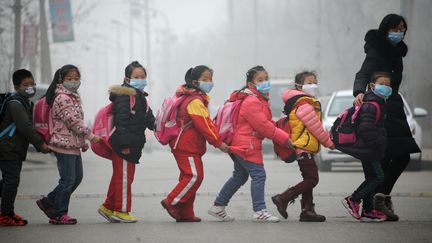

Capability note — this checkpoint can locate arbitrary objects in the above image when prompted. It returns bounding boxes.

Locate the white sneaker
[253,209,280,223]
[208,205,235,222]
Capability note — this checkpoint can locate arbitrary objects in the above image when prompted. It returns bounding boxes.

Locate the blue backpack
[0,93,24,138]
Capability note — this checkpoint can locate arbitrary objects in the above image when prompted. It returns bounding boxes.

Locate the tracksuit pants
[103,152,136,212]
[166,153,204,219]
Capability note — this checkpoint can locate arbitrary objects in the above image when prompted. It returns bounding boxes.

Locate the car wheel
[315,153,332,172]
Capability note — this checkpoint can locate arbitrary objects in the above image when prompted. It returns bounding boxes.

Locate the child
[208,66,292,223]
[271,71,334,222]
[161,65,228,222]
[342,72,390,222]
[36,65,101,225]
[97,61,155,223]
[0,69,50,226]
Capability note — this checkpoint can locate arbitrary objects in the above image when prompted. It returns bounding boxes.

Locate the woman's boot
[271,187,297,219]
[374,193,399,221]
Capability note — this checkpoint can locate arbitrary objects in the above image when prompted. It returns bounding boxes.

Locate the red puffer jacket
[229,87,290,165]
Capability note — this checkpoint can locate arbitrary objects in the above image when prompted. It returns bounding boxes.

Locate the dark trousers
[0,160,23,215]
[47,153,83,216]
[377,154,410,195]
[291,153,319,201]
[352,160,384,211]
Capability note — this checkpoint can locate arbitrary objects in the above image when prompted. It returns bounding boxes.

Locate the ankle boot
[271,187,298,219]
[299,199,326,222]
[374,193,399,221]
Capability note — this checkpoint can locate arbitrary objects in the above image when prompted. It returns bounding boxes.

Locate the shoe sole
[97,209,119,223]
[252,219,280,223]
[36,200,55,219]
[161,200,180,220]
[360,217,385,223]
[341,199,361,220]
[110,215,137,223]
[207,210,235,222]
[49,219,77,225]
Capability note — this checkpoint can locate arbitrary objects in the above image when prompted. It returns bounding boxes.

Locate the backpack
[33,97,53,143]
[273,94,311,163]
[91,96,139,160]
[154,95,199,148]
[0,93,24,139]
[213,99,243,145]
[330,101,381,146]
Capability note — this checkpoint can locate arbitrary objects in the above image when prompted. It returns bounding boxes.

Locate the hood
[282,89,311,103]
[228,88,258,102]
[109,84,139,96]
[364,29,408,57]
[175,84,210,103]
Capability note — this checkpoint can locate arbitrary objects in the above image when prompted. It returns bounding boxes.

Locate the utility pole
[13,0,22,70]
[39,0,52,83]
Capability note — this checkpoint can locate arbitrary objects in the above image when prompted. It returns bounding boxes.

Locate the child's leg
[378,154,410,195]
[296,153,319,198]
[352,160,384,211]
[236,158,266,212]
[167,154,204,208]
[0,160,23,215]
[214,155,249,207]
[71,155,83,194]
[103,157,120,210]
[178,193,197,219]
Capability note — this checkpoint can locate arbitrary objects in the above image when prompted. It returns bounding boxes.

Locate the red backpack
[33,97,53,143]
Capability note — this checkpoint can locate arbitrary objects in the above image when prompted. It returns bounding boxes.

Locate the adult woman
[353,14,420,221]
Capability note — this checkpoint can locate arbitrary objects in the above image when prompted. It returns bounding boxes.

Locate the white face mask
[302,84,318,96]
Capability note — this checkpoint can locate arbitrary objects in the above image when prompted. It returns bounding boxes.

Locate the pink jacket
[282,89,333,154]
[229,88,290,164]
[49,84,94,154]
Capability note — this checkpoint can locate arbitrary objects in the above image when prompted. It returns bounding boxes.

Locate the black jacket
[0,93,44,161]
[108,84,155,164]
[337,91,387,161]
[353,29,420,156]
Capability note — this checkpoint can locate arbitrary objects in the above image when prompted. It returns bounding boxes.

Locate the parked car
[316,90,428,171]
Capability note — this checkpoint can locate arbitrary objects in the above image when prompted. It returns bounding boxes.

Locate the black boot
[374,193,399,221]
[299,198,326,222]
[271,187,298,219]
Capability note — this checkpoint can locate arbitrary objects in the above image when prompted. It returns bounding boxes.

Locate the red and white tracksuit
[103,152,135,212]
[165,86,222,219]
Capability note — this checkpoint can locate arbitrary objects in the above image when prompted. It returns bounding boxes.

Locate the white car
[316,90,428,171]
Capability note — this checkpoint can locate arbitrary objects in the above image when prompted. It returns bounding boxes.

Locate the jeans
[215,154,266,212]
[352,160,384,211]
[0,160,23,215]
[47,153,83,216]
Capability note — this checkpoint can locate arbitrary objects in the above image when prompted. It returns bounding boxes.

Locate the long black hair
[184,65,213,89]
[46,64,80,106]
[378,14,407,35]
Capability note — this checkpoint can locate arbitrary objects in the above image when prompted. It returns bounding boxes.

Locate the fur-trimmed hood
[109,84,138,96]
[364,29,408,57]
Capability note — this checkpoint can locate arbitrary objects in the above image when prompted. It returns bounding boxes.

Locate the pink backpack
[33,97,53,143]
[213,99,243,145]
[154,95,197,147]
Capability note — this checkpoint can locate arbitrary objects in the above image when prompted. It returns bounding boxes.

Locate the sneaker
[0,214,28,226]
[97,205,119,223]
[361,210,386,222]
[111,211,138,223]
[36,197,56,219]
[49,214,77,225]
[208,205,234,222]
[161,199,181,220]
[252,209,280,223]
[341,196,361,220]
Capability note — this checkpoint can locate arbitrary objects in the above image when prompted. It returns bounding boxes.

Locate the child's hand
[90,135,101,144]
[41,143,51,153]
[354,93,364,106]
[218,143,229,153]
[82,143,89,152]
[329,145,335,150]
[284,139,294,149]
[122,148,130,155]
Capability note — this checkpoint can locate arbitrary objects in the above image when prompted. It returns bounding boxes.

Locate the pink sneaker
[341,196,361,220]
[49,214,77,225]
[361,210,386,222]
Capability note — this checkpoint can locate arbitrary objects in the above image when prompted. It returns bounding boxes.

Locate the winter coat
[353,29,420,156]
[0,93,44,161]
[282,89,333,154]
[49,84,93,154]
[108,84,155,163]
[229,87,290,165]
[336,91,387,161]
[169,85,222,156]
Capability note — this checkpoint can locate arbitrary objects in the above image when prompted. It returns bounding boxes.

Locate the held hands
[284,139,295,149]
[218,142,229,153]
[90,135,102,144]
[82,143,89,152]
[329,144,335,150]
[40,143,51,154]
[354,93,364,106]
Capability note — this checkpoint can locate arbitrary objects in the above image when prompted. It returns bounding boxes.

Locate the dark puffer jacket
[337,91,387,162]
[353,29,420,156]
[108,84,155,163]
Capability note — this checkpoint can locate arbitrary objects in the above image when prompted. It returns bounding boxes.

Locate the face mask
[388,32,404,45]
[302,84,318,96]
[255,81,272,94]
[129,79,148,90]
[373,84,392,100]
[63,81,81,92]
[198,81,214,93]
[18,86,36,98]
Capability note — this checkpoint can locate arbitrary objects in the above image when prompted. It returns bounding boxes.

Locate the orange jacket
[169,85,222,156]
